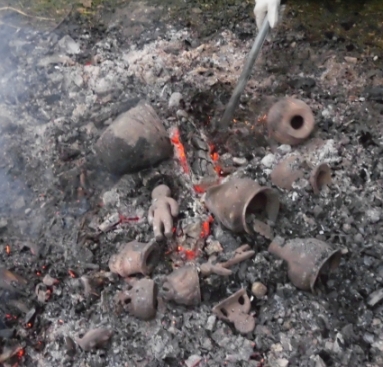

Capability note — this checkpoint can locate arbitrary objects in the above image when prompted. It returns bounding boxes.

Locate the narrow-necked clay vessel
[268,236,342,292]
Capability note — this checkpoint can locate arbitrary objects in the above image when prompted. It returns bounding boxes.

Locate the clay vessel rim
[309,248,342,292]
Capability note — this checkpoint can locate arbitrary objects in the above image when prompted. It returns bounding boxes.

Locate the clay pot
[212,288,255,334]
[268,236,342,292]
[109,240,160,278]
[267,97,315,145]
[204,178,280,234]
[270,155,304,190]
[310,163,332,194]
[162,265,201,306]
[118,278,158,320]
[95,101,173,175]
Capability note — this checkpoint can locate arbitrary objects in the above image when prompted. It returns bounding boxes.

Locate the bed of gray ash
[0,1,383,366]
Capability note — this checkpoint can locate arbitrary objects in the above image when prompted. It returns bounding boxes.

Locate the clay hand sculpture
[148,185,179,241]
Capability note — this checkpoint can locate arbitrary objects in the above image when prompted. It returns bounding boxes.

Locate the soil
[0,0,383,366]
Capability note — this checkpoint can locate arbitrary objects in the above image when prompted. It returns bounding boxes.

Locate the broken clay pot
[162,265,201,306]
[212,288,255,334]
[95,101,173,175]
[118,278,158,320]
[109,240,160,278]
[148,184,179,241]
[205,178,279,235]
[267,97,315,146]
[268,236,342,292]
[270,155,304,190]
[310,163,332,194]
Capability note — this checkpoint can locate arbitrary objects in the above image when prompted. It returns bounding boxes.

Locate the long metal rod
[218,19,270,130]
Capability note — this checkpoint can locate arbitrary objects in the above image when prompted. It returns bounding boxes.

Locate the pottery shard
[95,101,172,175]
[270,155,303,190]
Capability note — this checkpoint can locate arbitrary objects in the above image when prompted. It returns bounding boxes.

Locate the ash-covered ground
[0,1,383,366]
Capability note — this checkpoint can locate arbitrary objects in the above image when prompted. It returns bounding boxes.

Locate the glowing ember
[193,185,205,194]
[209,144,224,177]
[257,114,267,124]
[17,348,25,359]
[177,246,197,261]
[200,216,213,238]
[170,129,190,174]
[119,214,140,223]
[5,245,10,255]
[68,270,77,278]
[25,322,33,329]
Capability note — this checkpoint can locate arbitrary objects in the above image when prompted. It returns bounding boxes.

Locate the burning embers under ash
[92,97,340,337]
[0,85,343,365]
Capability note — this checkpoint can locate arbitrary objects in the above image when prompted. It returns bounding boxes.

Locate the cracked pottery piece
[148,184,179,241]
[212,288,255,334]
[268,236,342,292]
[109,240,160,278]
[267,97,315,146]
[96,101,173,175]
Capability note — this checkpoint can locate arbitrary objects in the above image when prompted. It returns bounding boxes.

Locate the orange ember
[119,214,140,223]
[17,348,25,359]
[193,185,205,194]
[5,245,10,255]
[68,270,77,278]
[200,216,213,238]
[170,129,190,174]
[209,144,224,177]
[177,246,197,261]
[257,114,267,124]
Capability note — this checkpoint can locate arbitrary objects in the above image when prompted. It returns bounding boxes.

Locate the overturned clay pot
[205,178,279,235]
[162,265,201,306]
[117,278,158,320]
[95,101,173,175]
[310,163,332,194]
[267,97,315,146]
[109,240,160,278]
[268,236,342,292]
[212,288,255,334]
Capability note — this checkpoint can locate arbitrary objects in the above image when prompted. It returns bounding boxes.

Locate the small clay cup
[109,240,160,278]
[162,265,201,306]
[120,278,158,320]
[268,236,342,292]
[204,178,280,234]
[212,288,255,334]
[267,97,315,146]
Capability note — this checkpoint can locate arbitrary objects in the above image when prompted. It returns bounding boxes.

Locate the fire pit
[1,1,383,367]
